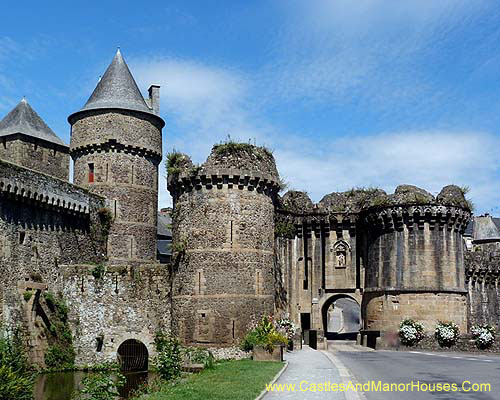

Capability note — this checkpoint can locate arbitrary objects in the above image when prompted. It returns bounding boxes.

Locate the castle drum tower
[69,49,164,264]
[168,144,281,345]
[362,185,472,337]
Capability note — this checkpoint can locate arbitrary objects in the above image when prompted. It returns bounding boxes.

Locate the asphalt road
[331,343,500,400]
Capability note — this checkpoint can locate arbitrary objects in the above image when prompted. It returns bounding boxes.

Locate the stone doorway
[322,295,361,340]
[117,339,148,371]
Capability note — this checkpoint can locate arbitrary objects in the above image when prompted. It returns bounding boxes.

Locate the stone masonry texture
[168,144,280,345]
[1,49,498,367]
[70,109,163,264]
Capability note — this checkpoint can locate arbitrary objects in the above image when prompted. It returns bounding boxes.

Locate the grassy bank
[138,359,284,400]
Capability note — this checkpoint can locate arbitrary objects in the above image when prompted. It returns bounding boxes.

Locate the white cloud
[260,0,489,110]
[132,58,247,126]
[129,3,499,214]
[276,131,500,213]
[131,57,271,208]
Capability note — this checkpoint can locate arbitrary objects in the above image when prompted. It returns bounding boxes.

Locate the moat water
[34,370,156,400]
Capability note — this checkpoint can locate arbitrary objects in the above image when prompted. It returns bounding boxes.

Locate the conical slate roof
[0,98,66,146]
[76,49,152,115]
[473,215,500,242]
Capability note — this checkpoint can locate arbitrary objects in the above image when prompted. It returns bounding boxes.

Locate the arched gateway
[117,339,149,371]
[321,295,361,340]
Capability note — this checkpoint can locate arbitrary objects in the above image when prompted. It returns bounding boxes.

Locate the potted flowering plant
[275,317,299,350]
[398,319,425,347]
[435,321,460,348]
[240,315,288,361]
[471,324,496,350]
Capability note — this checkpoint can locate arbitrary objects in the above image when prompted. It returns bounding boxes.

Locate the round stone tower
[69,50,164,264]
[167,143,281,345]
[362,185,471,334]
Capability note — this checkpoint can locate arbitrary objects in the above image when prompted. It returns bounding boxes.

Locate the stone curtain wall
[362,205,470,333]
[168,145,280,345]
[0,161,106,293]
[0,160,106,362]
[70,109,163,264]
[466,242,500,330]
[0,135,69,181]
[62,264,170,365]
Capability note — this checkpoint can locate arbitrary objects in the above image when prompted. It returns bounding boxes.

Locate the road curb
[255,360,289,400]
[322,350,366,400]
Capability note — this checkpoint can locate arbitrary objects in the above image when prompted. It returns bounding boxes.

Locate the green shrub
[71,372,125,400]
[398,319,425,346]
[0,365,33,400]
[241,315,288,353]
[42,292,75,370]
[44,343,75,370]
[154,333,183,381]
[274,222,295,239]
[184,347,215,369]
[0,326,33,400]
[213,138,273,159]
[23,290,33,302]
[91,264,106,280]
[435,321,460,348]
[97,207,113,237]
[240,330,259,352]
[166,151,190,176]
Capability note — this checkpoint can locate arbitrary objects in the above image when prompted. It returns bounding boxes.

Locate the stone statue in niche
[332,241,349,268]
[337,251,346,266]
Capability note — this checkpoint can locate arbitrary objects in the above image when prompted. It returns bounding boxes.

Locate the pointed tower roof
[75,49,152,115]
[0,98,67,147]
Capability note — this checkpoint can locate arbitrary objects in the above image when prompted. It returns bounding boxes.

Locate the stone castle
[0,50,498,368]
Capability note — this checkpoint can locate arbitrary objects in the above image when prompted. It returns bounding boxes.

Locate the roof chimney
[148,85,160,115]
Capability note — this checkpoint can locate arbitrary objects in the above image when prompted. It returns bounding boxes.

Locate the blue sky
[1,0,499,213]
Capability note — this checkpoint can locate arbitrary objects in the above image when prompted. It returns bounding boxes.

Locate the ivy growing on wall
[97,207,113,237]
[91,264,106,280]
[43,292,76,371]
[274,222,296,239]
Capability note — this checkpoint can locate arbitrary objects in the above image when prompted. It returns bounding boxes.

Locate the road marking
[323,350,365,400]
[408,350,498,363]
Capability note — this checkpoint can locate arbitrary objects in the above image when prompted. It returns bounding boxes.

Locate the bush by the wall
[471,324,496,349]
[398,319,425,346]
[154,332,183,381]
[435,322,460,348]
[0,326,34,400]
[240,315,288,353]
[71,372,125,400]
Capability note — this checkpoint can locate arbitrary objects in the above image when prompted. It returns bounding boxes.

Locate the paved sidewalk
[263,346,346,399]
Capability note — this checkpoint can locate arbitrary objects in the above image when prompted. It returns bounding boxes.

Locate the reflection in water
[35,370,155,400]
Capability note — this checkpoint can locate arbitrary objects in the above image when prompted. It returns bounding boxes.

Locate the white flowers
[275,318,299,340]
[471,324,496,349]
[435,322,460,347]
[399,319,424,346]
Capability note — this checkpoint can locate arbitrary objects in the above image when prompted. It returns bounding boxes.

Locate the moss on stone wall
[437,185,474,211]
[281,191,314,214]
[204,140,279,179]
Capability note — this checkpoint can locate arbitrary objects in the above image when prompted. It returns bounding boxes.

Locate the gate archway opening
[322,295,361,340]
[117,339,149,371]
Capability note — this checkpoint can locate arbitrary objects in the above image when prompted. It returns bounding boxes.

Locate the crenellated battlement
[363,204,471,233]
[0,160,102,216]
[70,138,162,162]
[167,168,281,198]
[465,246,500,284]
